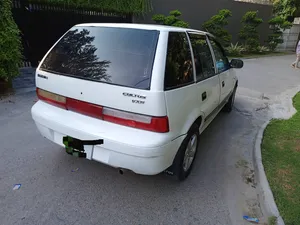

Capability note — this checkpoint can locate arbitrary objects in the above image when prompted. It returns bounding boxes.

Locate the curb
[254,120,285,225]
[254,87,299,225]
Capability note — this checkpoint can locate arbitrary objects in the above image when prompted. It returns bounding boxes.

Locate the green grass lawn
[262,92,300,225]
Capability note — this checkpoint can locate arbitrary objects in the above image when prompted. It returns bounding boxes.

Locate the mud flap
[164,166,174,176]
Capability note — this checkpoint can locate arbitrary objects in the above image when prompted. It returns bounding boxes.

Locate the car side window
[188,33,215,81]
[164,32,194,90]
[209,38,230,73]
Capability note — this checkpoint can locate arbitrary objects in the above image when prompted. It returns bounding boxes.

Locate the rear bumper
[31,101,185,175]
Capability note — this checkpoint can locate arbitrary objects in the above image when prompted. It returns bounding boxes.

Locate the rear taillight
[36,88,169,133]
[37,88,66,109]
[102,108,169,133]
[66,98,103,119]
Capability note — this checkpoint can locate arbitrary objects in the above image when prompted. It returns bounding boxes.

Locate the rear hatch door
[36,25,167,118]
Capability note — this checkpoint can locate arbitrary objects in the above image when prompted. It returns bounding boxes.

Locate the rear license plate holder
[63,136,104,158]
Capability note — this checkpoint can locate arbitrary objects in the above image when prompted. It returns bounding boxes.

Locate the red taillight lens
[149,116,169,133]
[36,88,169,133]
[37,88,66,109]
[102,107,169,133]
[66,98,103,119]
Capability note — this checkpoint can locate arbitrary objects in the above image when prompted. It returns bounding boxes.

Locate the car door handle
[222,81,225,87]
[202,92,207,101]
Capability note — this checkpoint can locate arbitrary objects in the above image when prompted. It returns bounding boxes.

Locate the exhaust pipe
[119,169,124,175]
[118,168,133,175]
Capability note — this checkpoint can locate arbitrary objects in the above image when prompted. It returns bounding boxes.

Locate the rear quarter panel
[165,84,205,138]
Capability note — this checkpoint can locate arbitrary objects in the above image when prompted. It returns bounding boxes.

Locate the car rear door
[207,36,234,104]
[187,32,221,123]
[163,31,199,136]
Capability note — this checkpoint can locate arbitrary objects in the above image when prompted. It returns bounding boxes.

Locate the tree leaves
[271,0,299,19]
[268,16,292,51]
[239,11,263,52]
[202,9,232,47]
[28,0,152,14]
[152,10,189,28]
[0,0,22,81]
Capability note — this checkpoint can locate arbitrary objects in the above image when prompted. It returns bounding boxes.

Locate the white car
[31,23,243,181]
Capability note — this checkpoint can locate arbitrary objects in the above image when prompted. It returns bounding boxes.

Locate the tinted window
[209,38,230,73]
[164,32,194,90]
[40,26,159,90]
[188,33,215,81]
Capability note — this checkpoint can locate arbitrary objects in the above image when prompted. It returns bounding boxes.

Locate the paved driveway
[1,55,299,225]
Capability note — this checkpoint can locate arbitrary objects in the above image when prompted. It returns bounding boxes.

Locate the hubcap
[183,134,198,172]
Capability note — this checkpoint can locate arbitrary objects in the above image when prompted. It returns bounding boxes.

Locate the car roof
[74,23,211,35]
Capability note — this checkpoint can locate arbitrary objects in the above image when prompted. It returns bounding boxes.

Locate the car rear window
[40,26,159,90]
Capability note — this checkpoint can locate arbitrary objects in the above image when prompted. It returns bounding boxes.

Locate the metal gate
[12,0,132,67]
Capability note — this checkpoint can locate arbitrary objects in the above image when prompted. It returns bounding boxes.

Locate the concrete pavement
[0,55,299,225]
[12,68,36,90]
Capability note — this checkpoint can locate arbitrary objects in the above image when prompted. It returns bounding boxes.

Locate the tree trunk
[0,79,13,95]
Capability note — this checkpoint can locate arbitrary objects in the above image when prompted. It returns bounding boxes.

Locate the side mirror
[230,59,244,69]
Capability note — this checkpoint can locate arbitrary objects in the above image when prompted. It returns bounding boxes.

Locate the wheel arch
[181,110,204,136]
[193,115,203,131]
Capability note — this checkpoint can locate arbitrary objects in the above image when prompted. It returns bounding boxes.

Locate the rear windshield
[40,26,159,90]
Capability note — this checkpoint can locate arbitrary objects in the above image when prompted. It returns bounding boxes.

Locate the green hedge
[0,0,22,82]
[28,0,153,14]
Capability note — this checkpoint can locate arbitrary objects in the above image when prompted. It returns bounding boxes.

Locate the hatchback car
[31,23,243,181]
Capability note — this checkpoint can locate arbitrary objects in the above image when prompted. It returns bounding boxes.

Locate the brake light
[102,107,169,133]
[36,88,169,133]
[37,88,66,109]
[66,98,103,119]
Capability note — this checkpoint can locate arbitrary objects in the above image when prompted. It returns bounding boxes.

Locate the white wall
[277,23,300,52]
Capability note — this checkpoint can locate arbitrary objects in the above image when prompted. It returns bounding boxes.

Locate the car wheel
[223,86,237,113]
[172,123,200,181]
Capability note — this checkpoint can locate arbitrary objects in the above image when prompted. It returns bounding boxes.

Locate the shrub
[202,9,232,47]
[267,16,292,51]
[239,11,263,53]
[257,45,270,54]
[0,0,22,82]
[225,43,245,56]
[152,10,189,28]
[27,0,153,14]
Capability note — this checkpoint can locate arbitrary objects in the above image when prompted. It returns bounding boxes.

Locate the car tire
[172,123,200,181]
[223,86,237,113]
